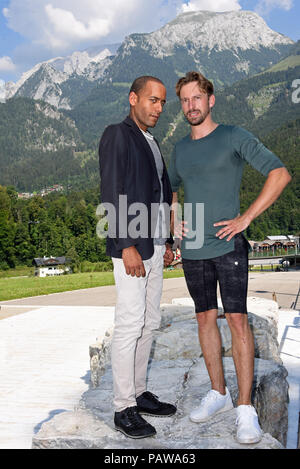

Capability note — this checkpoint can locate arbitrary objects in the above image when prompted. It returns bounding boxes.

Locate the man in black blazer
[99,76,176,439]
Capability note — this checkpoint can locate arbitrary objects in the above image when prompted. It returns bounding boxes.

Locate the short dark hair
[175,71,214,98]
[129,76,165,95]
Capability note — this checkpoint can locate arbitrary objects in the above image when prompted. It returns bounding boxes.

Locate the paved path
[1,271,299,314]
[0,305,115,449]
[0,273,299,449]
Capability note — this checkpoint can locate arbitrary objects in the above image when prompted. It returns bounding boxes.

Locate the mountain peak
[140,9,294,58]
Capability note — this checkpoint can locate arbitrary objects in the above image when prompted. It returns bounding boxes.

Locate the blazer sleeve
[99,124,138,251]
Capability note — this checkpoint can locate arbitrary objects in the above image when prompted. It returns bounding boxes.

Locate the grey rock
[32,297,288,449]
[152,316,232,361]
[32,357,285,449]
[89,327,113,388]
[156,297,281,363]
[89,298,281,387]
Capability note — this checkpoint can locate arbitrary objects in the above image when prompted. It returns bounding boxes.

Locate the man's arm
[170,192,188,239]
[214,167,292,241]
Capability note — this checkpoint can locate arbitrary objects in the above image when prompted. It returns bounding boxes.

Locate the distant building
[18,192,34,199]
[33,256,71,277]
[248,235,298,252]
[18,184,64,199]
[266,235,296,242]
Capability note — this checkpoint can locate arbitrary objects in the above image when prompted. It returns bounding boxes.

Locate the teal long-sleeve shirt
[168,124,284,260]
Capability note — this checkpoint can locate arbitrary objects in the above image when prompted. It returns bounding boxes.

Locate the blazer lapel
[123,116,172,205]
[123,116,159,176]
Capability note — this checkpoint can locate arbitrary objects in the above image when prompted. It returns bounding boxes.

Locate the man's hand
[214,214,252,242]
[164,244,174,267]
[214,167,291,242]
[122,246,146,277]
[173,220,189,240]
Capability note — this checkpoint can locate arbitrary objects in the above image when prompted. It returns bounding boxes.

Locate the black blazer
[99,116,173,260]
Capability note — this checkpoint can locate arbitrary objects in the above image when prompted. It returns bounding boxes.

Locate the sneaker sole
[138,411,177,418]
[236,434,262,445]
[190,403,234,423]
[114,425,156,439]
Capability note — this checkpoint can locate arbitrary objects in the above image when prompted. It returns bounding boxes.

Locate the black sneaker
[136,391,177,417]
[114,406,156,439]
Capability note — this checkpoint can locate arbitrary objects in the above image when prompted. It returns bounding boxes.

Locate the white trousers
[111,245,165,412]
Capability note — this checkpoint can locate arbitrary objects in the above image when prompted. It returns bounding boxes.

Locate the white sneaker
[236,405,262,444]
[190,387,233,423]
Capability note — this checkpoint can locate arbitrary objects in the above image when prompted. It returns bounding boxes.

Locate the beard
[184,107,210,126]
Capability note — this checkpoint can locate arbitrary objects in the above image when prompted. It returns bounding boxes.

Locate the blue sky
[0,0,299,83]
[240,0,299,39]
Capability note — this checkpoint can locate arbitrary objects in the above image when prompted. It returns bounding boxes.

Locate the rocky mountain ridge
[4,10,294,109]
[123,10,293,58]
[5,45,118,109]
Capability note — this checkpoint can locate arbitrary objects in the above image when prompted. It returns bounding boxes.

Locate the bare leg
[196,309,226,395]
[225,313,254,405]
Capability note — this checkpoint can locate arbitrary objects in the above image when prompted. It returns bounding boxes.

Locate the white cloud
[181,0,242,12]
[0,56,16,72]
[3,0,181,53]
[44,4,111,48]
[254,0,293,15]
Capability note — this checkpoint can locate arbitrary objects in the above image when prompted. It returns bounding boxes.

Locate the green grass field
[258,55,300,74]
[0,261,285,302]
[266,55,300,73]
[0,266,35,278]
[0,269,185,302]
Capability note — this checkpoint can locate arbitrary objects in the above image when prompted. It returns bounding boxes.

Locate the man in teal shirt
[168,71,291,444]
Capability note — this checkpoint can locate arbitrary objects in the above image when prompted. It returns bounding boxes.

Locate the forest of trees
[0,185,109,270]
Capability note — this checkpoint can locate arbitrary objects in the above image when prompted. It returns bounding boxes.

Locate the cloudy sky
[0,0,299,82]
